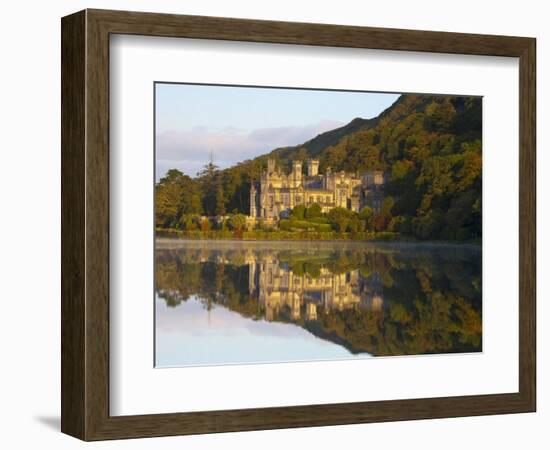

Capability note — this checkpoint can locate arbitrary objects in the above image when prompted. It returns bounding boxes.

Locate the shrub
[200,218,211,232]
[387,215,405,232]
[178,214,198,231]
[455,227,472,241]
[373,213,391,232]
[289,204,306,220]
[327,207,355,232]
[228,213,247,231]
[305,203,322,219]
[413,211,444,239]
[279,219,292,231]
[347,218,362,232]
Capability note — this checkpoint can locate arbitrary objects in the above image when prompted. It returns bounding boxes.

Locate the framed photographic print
[61,9,536,440]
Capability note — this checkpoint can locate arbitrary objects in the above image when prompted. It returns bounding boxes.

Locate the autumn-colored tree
[327,207,355,232]
[228,214,247,232]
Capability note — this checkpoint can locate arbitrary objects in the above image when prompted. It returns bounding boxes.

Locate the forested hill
[156,94,482,240]
[268,116,377,161]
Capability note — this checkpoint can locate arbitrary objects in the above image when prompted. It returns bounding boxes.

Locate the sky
[156,294,370,367]
[155,83,400,180]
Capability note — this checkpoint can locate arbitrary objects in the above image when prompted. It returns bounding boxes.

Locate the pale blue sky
[155,83,400,179]
[155,294,370,367]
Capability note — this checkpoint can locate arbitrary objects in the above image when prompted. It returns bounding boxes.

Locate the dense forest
[156,94,482,241]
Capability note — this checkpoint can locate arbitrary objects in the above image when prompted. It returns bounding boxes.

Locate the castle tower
[267,158,276,175]
[307,159,319,176]
[249,182,258,217]
[362,170,386,187]
[323,166,332,190]
[374,170,385,185]
[292,160,302,178]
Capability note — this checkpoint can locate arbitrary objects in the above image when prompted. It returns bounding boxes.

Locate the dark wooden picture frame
[61,9,536,441]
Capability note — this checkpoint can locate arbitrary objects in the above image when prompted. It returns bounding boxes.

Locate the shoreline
[156,229,480,246]
[155,236,482,250]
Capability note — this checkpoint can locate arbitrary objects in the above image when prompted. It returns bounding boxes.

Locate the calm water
[155,239,482,367]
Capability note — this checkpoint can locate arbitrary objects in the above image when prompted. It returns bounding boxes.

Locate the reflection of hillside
[155,242,482,356]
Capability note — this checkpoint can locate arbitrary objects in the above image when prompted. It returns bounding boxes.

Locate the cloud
[155,120,343,179]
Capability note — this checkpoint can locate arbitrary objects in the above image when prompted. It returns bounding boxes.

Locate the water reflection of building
[248,257,385,322]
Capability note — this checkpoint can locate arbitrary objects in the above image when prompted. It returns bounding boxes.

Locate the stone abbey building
[249,158,385,222]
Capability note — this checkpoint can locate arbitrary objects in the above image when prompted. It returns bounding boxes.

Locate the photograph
[154,83,483,367]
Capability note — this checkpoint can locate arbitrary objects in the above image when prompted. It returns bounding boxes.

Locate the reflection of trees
[156,243,482,356]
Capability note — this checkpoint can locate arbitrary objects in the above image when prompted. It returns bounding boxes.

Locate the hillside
[156,93,482,240]
[268,115,377,161]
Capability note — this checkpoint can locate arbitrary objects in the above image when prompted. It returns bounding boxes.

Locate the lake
[155,239,482,367]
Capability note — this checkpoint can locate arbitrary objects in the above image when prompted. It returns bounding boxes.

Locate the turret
[362,170,386,187]
[374,170,385,185]
[267,158,276,174]
[249,182,257,217]
[307,159,319,176]
[324,166,333,190]
[292,160,302,178]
